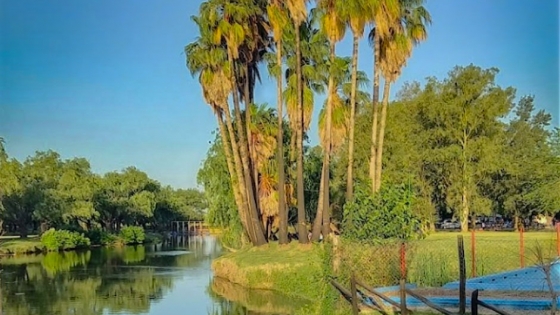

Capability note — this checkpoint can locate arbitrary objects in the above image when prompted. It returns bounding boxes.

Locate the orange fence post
[556,223,560,257]
[471,228,476,278]
[400,242,406,280]
[520,225,525,268]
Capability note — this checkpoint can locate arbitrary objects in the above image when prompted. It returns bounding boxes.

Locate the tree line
[0,144,207,237]
[188,0,560,246]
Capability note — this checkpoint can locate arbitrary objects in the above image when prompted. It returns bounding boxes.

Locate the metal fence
[333,223,560,314]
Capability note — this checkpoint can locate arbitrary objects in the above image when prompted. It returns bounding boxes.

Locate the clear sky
[1,0,558,189]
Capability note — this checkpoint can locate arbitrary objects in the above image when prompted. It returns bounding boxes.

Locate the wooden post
[350,274,359,315]
[471,228,476,277]
[520,225,525,267]
[471,289,479,315]
[400,279,408,315]
[400,242,406,280]
[458,235,466,315]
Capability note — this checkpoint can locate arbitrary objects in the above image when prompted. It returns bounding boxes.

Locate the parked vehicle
[441,219,461,230]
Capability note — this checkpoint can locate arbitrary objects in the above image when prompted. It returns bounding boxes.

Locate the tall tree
[186,5,266,245]
[268,0,290,244]
[286,0,310,243]
[341,0,368,201]
[367,0,401,192]
[482,96,557,227]
[311,0,346,240]
[416,65,514,231]
[313,57,369,240]
[207,0,268,245]
[373,0,431,192]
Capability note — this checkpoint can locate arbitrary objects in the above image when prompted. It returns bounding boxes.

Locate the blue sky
[1,0,558,189]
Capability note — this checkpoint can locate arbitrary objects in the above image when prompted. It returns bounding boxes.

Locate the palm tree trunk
[215,111,249,233]
[222,108,252,237]
[346,33,359,201]
[369,31,381,193]
[276,39,288,245]
[313,39,336,241]
[227,47,267,246]
[321,40,335,239]
[374,79,391,192]
[295,21,308,244]
[243,65,259,213]
[311,161,325,241]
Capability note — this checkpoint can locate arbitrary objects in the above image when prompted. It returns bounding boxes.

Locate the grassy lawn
[407,230,558,287]
[0,236,44,255]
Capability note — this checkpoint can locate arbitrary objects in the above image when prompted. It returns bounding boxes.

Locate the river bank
[211,241,350,315]
[0,231,165,255]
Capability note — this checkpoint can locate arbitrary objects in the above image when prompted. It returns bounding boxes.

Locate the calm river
[0,236,307,315]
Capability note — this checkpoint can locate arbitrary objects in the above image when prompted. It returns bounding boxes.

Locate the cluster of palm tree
[185,0,431,246]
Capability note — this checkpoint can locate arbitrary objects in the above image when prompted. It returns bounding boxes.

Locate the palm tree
[374,0,431,192]
[283,15,329,160]
[311,0,346,240]
[194,0,268,245]
[246,105,279,239]
[312,57,368,241]
[286,0,310,243]
[185,18,252,238]
[274,14,329,241]
[341,0,369,202]
[267,0,290,244]
[367,0,401,193]
[234,0,270,208]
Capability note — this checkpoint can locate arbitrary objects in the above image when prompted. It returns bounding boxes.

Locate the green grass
[0,237,44,255]
[212,242,325,301]
[407,231,558,287]
[337,230,558,289]
[212,241,340,314]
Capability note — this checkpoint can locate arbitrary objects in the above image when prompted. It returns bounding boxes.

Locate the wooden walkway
[170,221,209,235]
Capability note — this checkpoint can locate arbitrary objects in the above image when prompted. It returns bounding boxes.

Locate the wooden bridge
[170,221,209,235]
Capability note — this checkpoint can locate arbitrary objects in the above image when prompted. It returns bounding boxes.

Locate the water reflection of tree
[0,241,216,315]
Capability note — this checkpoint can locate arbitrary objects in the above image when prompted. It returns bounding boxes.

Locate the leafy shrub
[85,229,117,246]
[119,226,145,245]
[40,228,91,251]
[342,184,421,243]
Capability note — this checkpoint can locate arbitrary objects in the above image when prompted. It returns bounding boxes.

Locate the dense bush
[119,226,145,244]
[342,184,421,243]
[85,229,117,246]
[40,228,91,251]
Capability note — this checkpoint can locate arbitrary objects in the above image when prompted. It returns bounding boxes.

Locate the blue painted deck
[443,259,560,292]
[370,259,560,311]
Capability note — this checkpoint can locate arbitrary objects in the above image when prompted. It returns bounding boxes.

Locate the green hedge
[40,229,91,251]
